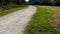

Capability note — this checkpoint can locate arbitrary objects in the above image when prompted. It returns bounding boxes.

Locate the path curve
[0,6,36,34]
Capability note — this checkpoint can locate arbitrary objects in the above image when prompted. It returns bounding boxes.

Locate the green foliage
[29,0,60,5]
[0,0,27,11]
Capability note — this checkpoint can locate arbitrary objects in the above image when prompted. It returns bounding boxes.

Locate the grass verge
[0,6,28,16]
[24,6,59,34]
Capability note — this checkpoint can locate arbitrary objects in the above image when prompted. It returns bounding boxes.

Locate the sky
[25,0,29,2]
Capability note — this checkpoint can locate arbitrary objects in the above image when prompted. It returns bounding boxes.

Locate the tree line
[29,0,60,6]
[0,0,26,5]
[0,0,27,10]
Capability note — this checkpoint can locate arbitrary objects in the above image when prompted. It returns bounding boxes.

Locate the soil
[40,6,60,10]
[52,13,60,34]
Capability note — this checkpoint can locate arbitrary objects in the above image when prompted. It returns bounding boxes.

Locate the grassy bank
[0,6,28,16]
[24,6,59,34]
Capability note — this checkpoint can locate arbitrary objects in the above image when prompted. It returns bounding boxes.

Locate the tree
[0,0,26,11]
[55,0,60,6]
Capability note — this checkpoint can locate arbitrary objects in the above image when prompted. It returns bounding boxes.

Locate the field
[24,6,60,34]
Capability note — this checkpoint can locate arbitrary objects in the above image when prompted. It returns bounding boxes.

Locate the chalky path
[0,6,36,34]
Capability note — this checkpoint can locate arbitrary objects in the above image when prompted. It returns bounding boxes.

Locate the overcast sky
[25,0,29,2]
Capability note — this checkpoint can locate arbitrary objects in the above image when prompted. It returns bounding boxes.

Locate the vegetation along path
[0,6,36,34]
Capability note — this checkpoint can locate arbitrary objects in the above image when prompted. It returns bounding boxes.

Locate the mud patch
[52,13,60,34]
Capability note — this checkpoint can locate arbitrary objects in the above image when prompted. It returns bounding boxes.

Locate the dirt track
[40,6,60,10]
[0,6,36,34]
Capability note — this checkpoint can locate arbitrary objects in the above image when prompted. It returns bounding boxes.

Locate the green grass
[0,6,28,16]
[24,6,59,34]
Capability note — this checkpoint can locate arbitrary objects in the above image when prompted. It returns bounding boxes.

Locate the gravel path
[0,6,36,34]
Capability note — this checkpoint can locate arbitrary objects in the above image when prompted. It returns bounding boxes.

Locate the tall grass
[0,6,28,16]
